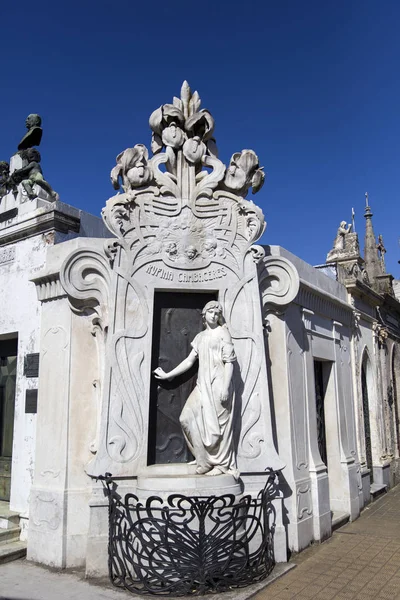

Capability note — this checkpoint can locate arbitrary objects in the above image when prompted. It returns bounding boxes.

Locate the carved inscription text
[146,264,227,283]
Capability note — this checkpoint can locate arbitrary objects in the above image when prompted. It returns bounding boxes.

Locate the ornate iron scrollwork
[101,473,276,596]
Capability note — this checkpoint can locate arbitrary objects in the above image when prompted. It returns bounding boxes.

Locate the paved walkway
[1,485,400,600]
[255,484,400,600]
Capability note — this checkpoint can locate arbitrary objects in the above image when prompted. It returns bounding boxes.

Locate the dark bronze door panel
[148,292,216,465]
[0,338,18,502]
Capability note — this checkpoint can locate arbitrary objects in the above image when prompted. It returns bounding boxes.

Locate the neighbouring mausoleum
[0,84,399,590]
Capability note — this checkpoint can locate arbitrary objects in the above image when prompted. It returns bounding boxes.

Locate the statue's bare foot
[188,459,197,465]
[196,466,210,474]
[205,467,223,477]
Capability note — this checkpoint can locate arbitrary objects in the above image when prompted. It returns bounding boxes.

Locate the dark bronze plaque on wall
[148,291,216,465]
[25,389,38,414]
[24,353,40,378]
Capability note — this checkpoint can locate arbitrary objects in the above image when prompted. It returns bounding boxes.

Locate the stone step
[0,541,26,564]
[0,500,20,529]
[371,483,387,501]
[0,526,20,545]
[332,511,350,531]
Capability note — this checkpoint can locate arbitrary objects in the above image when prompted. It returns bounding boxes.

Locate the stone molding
[0,207,80,247]
[296,279,352,326]
[31,272,66,302]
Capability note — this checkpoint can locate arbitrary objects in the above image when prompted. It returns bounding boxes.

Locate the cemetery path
[256,483,400,600]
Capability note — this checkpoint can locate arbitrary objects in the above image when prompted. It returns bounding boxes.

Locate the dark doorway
[361,363,373,481]
[148,291,216,465]
[314,360,328,467]
[0,337,18,501]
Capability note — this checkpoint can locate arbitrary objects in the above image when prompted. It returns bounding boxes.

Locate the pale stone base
[310,470,331,542]
[361,469,371,508]
[137,463,242,499]
[373,463,391,487]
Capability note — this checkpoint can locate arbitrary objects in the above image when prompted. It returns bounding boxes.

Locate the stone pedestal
[136,464,242,499]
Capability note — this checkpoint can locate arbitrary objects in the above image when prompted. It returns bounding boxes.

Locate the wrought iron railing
[101,472,276,596]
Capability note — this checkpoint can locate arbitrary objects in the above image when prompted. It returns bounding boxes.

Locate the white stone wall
[27,238,107,568]
[266,246,361,553]
[0,198,107,542]
[0,233,49,532]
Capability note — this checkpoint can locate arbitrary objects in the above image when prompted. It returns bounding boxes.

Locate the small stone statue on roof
[333,221,352,251]
[377,234,386,269]
[17,114,43,151]
[11,148,58,201]
[326,220,358,263]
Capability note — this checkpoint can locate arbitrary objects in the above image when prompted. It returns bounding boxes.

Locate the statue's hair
[26,114,42,127]
[202,301,225,326]
[27,148,41,162]
[0,161,9,173]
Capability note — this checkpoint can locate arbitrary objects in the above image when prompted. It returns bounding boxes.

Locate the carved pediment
[102,82,266,275]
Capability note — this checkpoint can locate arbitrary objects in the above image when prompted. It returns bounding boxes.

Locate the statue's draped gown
[179,325,238,477]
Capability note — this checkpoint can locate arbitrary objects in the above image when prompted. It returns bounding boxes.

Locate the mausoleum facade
[0,85,399,585]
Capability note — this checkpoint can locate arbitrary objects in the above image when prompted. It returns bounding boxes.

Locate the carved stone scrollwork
[102,82,267,280]
[372,321,389,346]
[60,248,112,455]
[60,248,111,327]
[258,255,300,318]
[60,81,282,477]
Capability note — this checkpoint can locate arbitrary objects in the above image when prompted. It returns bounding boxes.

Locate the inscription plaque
[0,246,16,266]
[25,389,38,414]
[148,291,216,465]
[24,353,40,378]
[0,208,18,223]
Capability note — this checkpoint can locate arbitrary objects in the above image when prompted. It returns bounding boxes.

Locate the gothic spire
[364,193,384,286]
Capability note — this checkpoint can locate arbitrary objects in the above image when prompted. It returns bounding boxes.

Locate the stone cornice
[296,278,352,326]
[31,271,66,302]
[381,291,400,315]
[345,278,382,308]
[0,208,80,247]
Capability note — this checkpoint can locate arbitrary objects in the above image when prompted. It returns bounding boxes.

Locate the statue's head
[25,114,42,129]
[165,241,178,256]
[185,245,198,260]
[202,301,224,326]
[0,161,9,177]
[26,148,41,162]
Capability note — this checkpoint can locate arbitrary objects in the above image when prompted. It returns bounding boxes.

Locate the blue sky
[1,1,399,275]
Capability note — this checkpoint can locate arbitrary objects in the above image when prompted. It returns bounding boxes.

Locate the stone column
[302,309,331,542]
[267,304,314,554]
[348,307,367,510]
[331,321,360,521]
[27,244,99,568]
[27,279,72,567]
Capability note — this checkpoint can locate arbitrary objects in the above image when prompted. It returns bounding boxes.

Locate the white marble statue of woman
[334,221,352,250]
[154,301,238,478]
